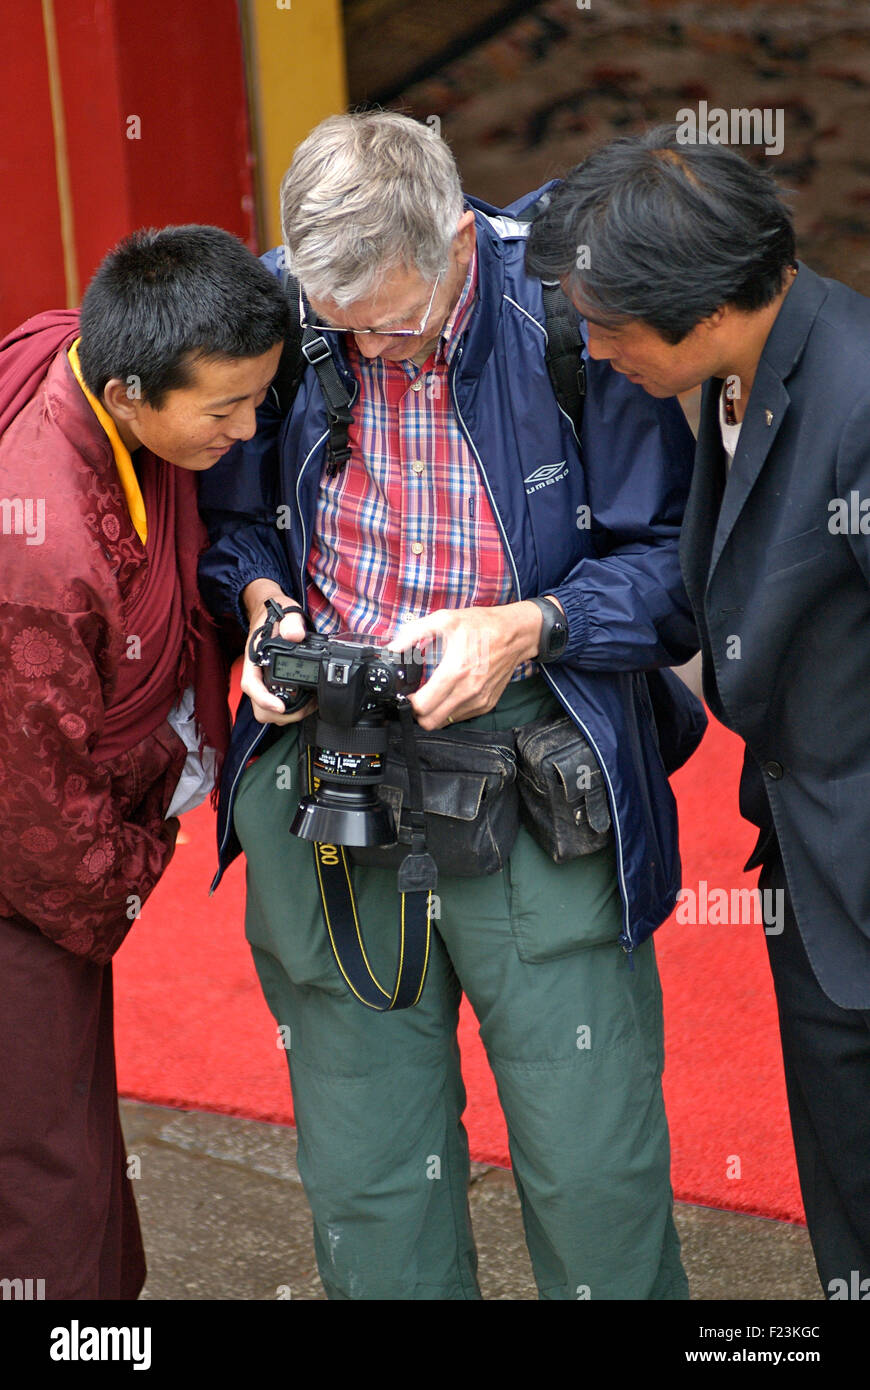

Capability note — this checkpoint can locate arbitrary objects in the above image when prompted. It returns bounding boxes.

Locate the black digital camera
[248,600,422,846]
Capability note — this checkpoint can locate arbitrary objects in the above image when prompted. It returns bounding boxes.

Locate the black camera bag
[299,717,520,878]
[514,714,612,862]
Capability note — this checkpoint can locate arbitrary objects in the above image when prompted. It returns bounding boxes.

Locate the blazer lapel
[679,379,726,608]
[682,262,829,591]
[707,367,790,579]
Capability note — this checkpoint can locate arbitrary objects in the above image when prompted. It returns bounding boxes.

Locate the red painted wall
[0,0,255,335]
[0,4,68,330]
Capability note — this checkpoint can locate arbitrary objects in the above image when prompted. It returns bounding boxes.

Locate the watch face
[548,621,568,657]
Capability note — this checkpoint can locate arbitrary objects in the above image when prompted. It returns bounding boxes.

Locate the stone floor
[121,1100,822,1302]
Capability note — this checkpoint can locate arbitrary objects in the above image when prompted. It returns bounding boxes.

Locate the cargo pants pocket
[505,821,623,964]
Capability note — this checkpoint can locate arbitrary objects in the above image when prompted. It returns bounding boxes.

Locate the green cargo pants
[234,677,687,1300]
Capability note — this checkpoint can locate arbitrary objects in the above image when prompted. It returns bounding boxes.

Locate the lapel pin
[765,409,773,426]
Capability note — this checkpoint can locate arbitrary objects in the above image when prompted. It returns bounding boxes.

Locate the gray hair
[279,112,465,307]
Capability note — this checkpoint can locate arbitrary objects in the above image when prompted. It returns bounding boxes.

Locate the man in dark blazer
[526,126,870,1298]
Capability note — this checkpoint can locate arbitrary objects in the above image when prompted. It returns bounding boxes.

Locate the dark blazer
[680,261,870,1009]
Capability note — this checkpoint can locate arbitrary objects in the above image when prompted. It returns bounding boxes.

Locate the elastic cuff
[549,583,590,661]
[233,567,294,630]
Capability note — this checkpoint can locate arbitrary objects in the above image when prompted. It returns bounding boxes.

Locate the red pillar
[0,0,256,335]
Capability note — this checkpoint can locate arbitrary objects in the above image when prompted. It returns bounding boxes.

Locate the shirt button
[764,760,784,780]
[411,460,425,475]
[411,542,424,555]
[411,380,423,392]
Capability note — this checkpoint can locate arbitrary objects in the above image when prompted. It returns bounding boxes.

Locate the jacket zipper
[216,378,361,886]
[449,345,634,954]
[294,427,329,604]
[294,380,360,602]
[212,721,272,890]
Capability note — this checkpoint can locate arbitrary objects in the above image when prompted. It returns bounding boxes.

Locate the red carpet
[114,703,803,1224]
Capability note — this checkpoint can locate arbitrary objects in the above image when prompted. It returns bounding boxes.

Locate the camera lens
[290,714,396,847]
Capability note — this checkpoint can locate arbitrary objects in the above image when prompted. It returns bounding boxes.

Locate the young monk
[0,225,288,1299]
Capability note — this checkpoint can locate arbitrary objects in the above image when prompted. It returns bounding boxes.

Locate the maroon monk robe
[0,313,228,1299]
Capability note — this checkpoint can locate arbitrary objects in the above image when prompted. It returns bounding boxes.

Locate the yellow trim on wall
[243,0,348,250]
[41,0,79,306]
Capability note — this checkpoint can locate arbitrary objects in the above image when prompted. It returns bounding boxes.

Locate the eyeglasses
[298,273,442,339]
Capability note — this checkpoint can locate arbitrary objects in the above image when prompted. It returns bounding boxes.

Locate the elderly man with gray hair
[199,111,702,1300]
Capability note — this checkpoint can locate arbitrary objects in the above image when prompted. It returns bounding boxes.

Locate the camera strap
[306,701,438,1011]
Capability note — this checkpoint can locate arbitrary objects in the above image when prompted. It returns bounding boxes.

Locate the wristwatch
[528,596,569,663]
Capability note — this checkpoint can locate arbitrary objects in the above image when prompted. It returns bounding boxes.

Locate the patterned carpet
[345,0,870,295]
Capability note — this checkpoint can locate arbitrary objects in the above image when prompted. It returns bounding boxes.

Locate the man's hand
[240,579,316,726]
[388,600,550,730]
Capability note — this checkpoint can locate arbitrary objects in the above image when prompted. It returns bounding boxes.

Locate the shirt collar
[439,240,478,366]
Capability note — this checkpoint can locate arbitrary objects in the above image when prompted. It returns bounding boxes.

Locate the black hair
[78,225,290,406]
[525,125,796,344]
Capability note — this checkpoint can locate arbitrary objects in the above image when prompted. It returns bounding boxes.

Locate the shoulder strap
[302,704,436,1012]
[541,280,586,438]
[271,269,306,413]
[273,269,354,476]
[513,192,586,438]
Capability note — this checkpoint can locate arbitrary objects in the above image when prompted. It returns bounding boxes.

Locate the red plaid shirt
[306,247,518,660]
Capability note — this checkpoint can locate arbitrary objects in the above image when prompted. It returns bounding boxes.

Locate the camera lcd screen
[272,653,320,683]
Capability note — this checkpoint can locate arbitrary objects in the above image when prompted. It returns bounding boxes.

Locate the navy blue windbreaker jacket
[197,189,706,952]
